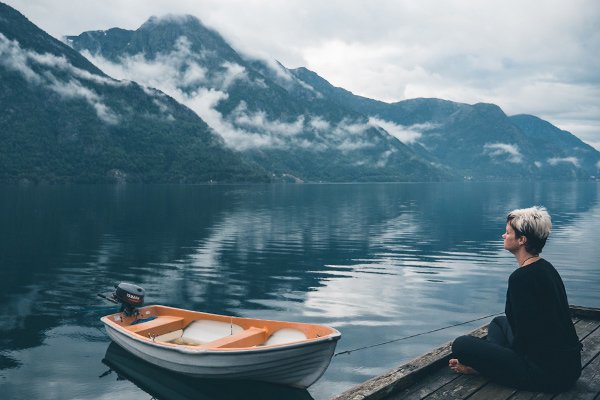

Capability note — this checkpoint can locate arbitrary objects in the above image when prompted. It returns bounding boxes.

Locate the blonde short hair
[507,206,552,254]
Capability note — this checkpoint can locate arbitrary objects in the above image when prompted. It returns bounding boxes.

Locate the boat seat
[126,316,185,337]
[154,329,183,343]
[264,328,307,346]
[198,326,267,349]
[180,319,244,345]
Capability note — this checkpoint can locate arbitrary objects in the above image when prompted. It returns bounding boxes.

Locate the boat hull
[102,342,314,400]
[102,308,340,388]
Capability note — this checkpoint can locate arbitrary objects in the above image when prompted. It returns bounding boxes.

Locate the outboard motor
[99,283,145,317]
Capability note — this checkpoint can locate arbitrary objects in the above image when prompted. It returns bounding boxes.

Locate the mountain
[0,3,267,183]
[3,2,597,183]
[510,114,600,178]
[67,15,452,182]
[291,67,600,180]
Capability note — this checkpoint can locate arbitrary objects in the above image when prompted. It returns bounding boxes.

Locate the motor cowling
[114,282,145,316]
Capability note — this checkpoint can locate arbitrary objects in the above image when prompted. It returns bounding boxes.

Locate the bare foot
[449,358,478,374]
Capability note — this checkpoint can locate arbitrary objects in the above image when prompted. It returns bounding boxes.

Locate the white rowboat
[101,304,341,388]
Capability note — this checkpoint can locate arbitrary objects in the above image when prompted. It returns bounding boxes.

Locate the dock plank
[508,392,553,400]
[421,373,488,399]
[387,368,458,400]
[330,326,488,400]
[553,353,600,400]
[578,322,600,366]
[332,308,600,400]
[570,306,600,320]
[467,381,516,400]
[574,319,600,344]
[391,318,593,400]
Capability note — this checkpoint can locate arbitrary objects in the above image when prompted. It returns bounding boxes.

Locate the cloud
[260,59,295,83]
[0,33,119,124]
[231,102,304,137]
[337,139,374,152]
[547,157,580,167]
[309,116,331,131]
[218,61,247,89]
[0,33,42,83]
[47,78,119,124]
[483,143,523,163]
[597,161,600,169]
[27,50,122,86]
[334,118,369,136]
[81,38,309,150]
[375,149,396,168]
[81,35,250,94]
[254,58,322,95]
[368,117,435,144]
[328,118,378,153]
[7,0,600,146]
[82,36,204,88]
[182,89,310,151]
[81,37,392,154]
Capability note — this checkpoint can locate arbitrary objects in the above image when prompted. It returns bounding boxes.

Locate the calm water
[1,182,599,399]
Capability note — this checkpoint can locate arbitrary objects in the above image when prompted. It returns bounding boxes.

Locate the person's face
[502,222,523,253]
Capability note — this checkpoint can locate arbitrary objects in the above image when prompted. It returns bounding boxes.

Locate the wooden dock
[332,306,600,400]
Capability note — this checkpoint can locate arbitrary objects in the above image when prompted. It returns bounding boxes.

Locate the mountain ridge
[0,2,268,184]
[290,65,600,179]
[68,12,453,182]
[2,4,599,182]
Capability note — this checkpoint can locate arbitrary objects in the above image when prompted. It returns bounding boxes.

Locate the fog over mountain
[1,2,599,183]
[67,13,600,181]
[0,4,267,183]
[67,14,451,182]
[288,66,600,180]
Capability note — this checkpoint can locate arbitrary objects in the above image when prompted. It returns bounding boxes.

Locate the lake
[1,182,599,399]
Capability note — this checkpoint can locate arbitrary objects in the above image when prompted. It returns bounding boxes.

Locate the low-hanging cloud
[309,116,331,131]
[81,36,251,94]
[375,149,396,168]
[6,0,600,150]
[47,78,119,124]
[81,37,395,155]
[547,156,580,167]
[0,33,120,124]
[0,33,42,83]
[483,143,523,163]
[368,117,435,144]
[231,102,305,137]
[81,36,312,150]
[330,118,378,153]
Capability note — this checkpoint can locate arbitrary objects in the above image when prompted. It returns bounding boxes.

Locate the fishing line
[334,311,503,357]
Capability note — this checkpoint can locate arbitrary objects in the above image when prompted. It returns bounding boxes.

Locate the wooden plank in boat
[201,326,269,349]
[126,316,185,336]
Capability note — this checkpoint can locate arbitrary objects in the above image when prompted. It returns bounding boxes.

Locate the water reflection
[0,182,599,399]
[101,343,313,400]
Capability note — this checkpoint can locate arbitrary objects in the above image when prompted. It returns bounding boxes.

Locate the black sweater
[505,258,580,365]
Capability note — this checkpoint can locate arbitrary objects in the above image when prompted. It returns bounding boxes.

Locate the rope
[334,311,503,357]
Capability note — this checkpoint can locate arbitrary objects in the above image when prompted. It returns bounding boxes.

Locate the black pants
[452,316,580,392]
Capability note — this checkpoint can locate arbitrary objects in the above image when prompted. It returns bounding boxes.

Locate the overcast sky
[6,0,600,149]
